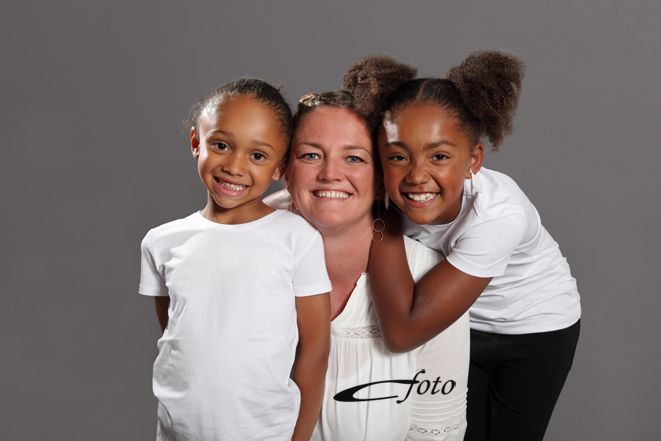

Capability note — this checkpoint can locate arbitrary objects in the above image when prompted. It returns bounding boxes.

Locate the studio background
[1,1,659,440]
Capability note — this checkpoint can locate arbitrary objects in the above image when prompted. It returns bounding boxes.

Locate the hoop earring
[372,202,386,243]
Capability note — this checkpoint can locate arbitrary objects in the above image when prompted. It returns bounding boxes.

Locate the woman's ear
[190,127,200,159]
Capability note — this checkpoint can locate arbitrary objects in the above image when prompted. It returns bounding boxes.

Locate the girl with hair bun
[361,51,581,441]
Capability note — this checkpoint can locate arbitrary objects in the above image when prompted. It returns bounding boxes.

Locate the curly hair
[292,56,416,135]
[345,51,524,150]
[184,78,293,142]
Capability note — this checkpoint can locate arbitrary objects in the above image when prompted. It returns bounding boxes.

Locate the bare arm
[291,293,331,441]
[154,297,170,333]
[368,214,490,353]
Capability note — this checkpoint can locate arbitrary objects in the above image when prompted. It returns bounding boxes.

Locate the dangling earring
[384,193,390,210]
[372,202,386,243]
[469,168,479,196]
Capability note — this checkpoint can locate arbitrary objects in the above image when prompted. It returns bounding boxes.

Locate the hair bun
[448,50,524,147]
[342,56,417,127]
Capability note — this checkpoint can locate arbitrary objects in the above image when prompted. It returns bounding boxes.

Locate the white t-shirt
[404,167,581,334]
[312,237,469,441]
[139,210,331,441]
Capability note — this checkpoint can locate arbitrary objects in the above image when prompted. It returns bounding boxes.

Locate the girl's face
[191,95,288,224]
[286,106,376,234]
[379,102,483,225]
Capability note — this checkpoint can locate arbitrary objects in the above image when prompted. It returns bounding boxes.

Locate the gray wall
[1,1,659,439]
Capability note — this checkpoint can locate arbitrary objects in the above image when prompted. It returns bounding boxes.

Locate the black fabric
[465,320,580,441]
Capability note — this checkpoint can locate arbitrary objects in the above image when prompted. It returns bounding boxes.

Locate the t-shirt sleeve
[138,231,168,297]
[292,229,332,297]
[446,209,527,278]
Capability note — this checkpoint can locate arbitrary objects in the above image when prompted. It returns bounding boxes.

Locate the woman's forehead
[293,106,372,150]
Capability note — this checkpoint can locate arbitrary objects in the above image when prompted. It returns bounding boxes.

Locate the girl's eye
[212,142,230,151]
[300,152,321,161]
[251,152,268,162]
[387,154,407,162]
[432,152,449,161]
[346,155,365,164]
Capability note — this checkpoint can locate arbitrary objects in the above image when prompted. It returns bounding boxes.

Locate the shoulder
[141,213,200,248]
[263,189,291,210]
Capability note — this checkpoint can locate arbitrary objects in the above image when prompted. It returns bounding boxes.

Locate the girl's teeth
[315,191,350,199]
[406,193,435,202]
[221,181,247,191]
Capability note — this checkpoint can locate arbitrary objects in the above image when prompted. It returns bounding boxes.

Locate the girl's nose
[222,154,246,176]
[405,162,429,185]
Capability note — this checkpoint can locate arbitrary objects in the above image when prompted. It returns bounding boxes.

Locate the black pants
[465,320,580,441]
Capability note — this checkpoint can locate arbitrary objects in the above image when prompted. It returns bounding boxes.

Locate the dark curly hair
[184,78,293,142]
[292,56,417,135]
[346,51,524,150]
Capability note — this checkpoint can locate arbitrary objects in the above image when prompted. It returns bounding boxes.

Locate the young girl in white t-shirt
[354,51,581,441]
[139,79,331,441]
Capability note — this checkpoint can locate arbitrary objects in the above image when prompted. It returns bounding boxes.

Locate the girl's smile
[379,103,483,225]
[191,95,288,224]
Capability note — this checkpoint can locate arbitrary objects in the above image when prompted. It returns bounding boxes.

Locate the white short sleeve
[446,210,527,278]
[138,231,168,297]
[292,230,331,297]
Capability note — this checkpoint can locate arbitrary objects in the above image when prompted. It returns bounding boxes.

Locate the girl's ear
[190,127,200,158]
[272,162,286,181]
[466,143,484,177]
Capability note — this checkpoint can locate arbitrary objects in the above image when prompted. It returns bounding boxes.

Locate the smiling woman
[266,58,470,441]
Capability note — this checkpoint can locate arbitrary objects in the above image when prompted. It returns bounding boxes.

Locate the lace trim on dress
[331,325,382,338]
[408,421,464,438]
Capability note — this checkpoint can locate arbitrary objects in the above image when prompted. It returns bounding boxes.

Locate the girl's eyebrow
[384,140,458,149]
[426,140,458,149]
[208,129,275,151]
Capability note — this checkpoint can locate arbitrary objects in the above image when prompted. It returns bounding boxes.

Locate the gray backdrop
[2,1,659,440]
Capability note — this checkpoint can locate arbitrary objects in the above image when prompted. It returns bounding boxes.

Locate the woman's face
[286,106,376,234]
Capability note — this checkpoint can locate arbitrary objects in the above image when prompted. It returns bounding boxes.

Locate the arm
[154,297,170,333]
[369,229,489,353]
[291,293,331,441]
[368,209,490,352]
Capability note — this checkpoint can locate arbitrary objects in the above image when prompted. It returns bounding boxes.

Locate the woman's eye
[432,152,448,161]
[251,152,267,161]
[346,155,365,163]
[300,152,321,160]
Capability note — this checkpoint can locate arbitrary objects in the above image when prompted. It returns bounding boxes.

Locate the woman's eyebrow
[295,141,323,149]
[343,145,373,157]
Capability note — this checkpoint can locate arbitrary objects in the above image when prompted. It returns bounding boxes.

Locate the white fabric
[312,237,469,441]
[139,210,331,441]
[404,167,581,334]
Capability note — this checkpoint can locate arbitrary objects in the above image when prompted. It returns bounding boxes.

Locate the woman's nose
[318,159,342,181]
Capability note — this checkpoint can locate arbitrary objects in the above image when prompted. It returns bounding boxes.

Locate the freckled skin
[286,106,376,235]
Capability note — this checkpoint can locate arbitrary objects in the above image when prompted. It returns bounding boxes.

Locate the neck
[319,216,374,319]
